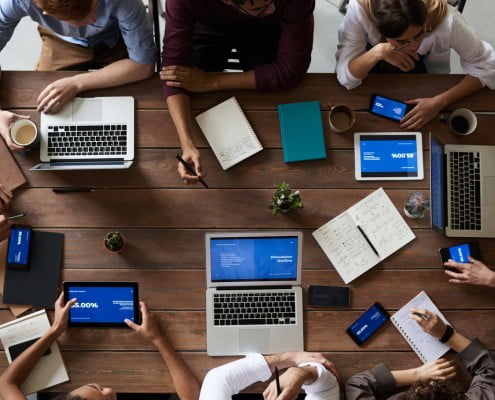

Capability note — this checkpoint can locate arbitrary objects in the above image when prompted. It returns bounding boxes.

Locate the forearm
[152,336,200,400]
[0,328,59,390]
[433,75,483,109]
[166,94,195,150]
[391,368,420,387]
[70,59,154,93]
[348,46,383,80]
[209,70,256,91]
[445,330,471,354]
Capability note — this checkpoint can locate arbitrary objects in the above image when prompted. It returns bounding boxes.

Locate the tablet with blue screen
[63,282,139,327]
[354,132,423,181]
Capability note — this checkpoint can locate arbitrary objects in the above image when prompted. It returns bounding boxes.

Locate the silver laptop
[206,231,304,356]
[430,133,495,237]
[31,96,134,170]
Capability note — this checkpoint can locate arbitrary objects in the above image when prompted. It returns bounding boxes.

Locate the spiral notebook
[391,291,451,363]
[195,96,263,170]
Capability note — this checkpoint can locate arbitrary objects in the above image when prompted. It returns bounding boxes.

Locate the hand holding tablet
[63,282,140,327]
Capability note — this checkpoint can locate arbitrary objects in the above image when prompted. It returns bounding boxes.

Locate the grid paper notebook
[391,291,451,363]
[195,96,263,170]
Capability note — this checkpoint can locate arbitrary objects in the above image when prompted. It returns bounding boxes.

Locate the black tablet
[63,282,140,327]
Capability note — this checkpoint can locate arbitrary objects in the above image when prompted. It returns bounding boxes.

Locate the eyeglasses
[389,25,428,50]
[231,0,274,17]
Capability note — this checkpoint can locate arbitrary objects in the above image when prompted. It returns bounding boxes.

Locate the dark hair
[370,0,427,38]
[33,0,94,21]
[53,392,86,400]
[397,380,466,400]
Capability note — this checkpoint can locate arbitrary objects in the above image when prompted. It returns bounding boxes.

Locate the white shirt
[335,0,495,90]
[199,353,340,400]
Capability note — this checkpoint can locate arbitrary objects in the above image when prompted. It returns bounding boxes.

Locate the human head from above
[370,0,428,51]
[34,0,98,26]
[396,379,466,400]
[54,383,116,400]
[222,0,276,17]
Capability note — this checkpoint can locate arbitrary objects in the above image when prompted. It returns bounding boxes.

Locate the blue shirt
[0,0,156,65]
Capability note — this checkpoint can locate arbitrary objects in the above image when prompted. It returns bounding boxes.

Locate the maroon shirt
[162,0,315,98]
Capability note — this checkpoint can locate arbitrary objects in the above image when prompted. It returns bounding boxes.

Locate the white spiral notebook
[391,291,451,363]
[195,96,263,170]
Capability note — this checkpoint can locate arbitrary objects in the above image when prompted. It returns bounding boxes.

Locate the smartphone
[439,242,481,271]
[368,93,413,122]
[6,224,32,270]
[346,302,389,345]
[308,285,350,307]
[8,338,51,361]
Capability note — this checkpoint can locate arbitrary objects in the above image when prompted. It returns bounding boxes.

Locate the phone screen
[7,225,32,267]
[440,242,481,264]
[308,286,350,307]
[369,94,409,121]
[347,303,389,345]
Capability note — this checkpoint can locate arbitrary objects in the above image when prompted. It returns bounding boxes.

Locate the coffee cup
[443,108,477,136]
[10,119,39,148]
[328,103,356,133]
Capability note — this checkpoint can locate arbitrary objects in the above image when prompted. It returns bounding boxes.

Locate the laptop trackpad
[239,329,270,353]
[72,98,103,121]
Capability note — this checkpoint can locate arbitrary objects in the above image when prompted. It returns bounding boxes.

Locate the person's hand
[0,110,31,151]
[51,292,77,336]
[410,308,447,339]
[400,97,444,130]
[160,66,212,92]
[178,146,204,184]
[37,77,81,114]
[0,215,10,242]
[414,358,456,382]
[263,366,313,400]
[125,301,163,343]
[378,43,420,72]
[284,351,338,377]
[0,185,13,214]
[445,256,495,288]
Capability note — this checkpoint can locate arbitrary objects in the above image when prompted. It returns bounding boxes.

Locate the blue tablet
[354,132,424,181]
[63,282,139,327]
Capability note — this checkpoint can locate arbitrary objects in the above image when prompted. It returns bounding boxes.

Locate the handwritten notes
[391,291,450,363]
[195,96,263,170]
[312,188,415,283]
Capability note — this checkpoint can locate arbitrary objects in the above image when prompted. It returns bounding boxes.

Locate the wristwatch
[439,325,454,343]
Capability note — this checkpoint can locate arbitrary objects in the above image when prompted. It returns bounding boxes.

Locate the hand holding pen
[410,308,447,339]
[176,154,208,188]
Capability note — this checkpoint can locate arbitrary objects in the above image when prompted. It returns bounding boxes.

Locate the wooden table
[1,71,495,394]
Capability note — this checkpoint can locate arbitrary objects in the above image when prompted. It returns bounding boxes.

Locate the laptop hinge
[216,285,292,290]
[50,159,125,166]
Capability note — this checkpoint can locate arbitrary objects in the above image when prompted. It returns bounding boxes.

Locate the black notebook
[3,231,63,307]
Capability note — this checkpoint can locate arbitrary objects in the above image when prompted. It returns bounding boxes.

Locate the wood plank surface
[1,72,494,394]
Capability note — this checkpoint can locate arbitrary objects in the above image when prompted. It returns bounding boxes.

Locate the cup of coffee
[328,104,356,133]
[445,108,477,136]
[10,119,39,148]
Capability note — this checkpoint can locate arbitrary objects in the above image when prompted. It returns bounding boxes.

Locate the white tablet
[354,132,424,181]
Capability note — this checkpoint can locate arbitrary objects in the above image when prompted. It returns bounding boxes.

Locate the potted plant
[404,191,430,219]
[103,231,126,253]
[269,181,303,215]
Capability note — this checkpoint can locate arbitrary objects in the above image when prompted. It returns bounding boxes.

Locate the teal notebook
[277,101,327,163]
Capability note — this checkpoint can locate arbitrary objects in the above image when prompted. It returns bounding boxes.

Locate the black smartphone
[6,224,32,270]
[8,338,51,361]
[369,93,413,122]
[346,302,389,345]
[308,285,350,307]
[439,242,481,271]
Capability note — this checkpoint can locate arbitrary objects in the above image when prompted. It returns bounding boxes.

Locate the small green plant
[104,231,125,252]
[269,182,303,215]
[404,191,430,219]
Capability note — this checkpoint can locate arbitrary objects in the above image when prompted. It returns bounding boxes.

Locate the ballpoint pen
[52,187,96,193]
[7,213,25,221]
[356,225,380,257]
[176,155,209,188]
[412,311,430,321]
[275,366,281,396]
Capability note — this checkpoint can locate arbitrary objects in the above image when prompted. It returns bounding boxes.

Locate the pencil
[176,155,209,188]
[275,366,281,396]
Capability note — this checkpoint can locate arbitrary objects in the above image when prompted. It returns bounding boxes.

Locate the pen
[356,225,380,257]
[275,366,281,396]
[7,213,25,221]
[412,311,430,321]
[52,187,96,193]
[176,155,209,188]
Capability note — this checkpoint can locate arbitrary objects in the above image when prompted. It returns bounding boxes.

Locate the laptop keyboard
[213,291,296,326]
[450,151,481,230]
[47,124,128,157]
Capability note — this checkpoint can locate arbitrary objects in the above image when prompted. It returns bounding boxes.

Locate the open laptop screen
[210,236,299,282]
[430,136,446,231]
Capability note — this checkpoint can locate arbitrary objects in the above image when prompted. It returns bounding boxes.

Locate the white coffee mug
[10,119,39,148]
[445,108,477,136]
